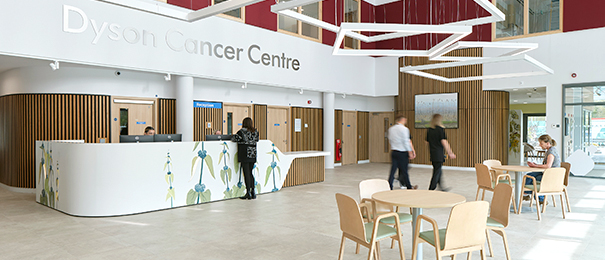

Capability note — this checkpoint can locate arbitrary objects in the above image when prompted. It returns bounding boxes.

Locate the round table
[372,190,466,260]
[491,165,545,214]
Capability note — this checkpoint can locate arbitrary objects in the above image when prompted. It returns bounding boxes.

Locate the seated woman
[525,134,561,203]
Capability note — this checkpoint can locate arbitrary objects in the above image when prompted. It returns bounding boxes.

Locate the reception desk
[35,140,328,216]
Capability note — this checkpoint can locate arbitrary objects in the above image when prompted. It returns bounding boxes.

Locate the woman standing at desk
[526,134,561,203]
[232,117,260,200]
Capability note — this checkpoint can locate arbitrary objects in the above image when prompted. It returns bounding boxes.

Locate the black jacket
[231,128,259,163]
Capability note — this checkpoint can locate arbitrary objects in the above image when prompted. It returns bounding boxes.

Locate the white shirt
[388,123,412,152]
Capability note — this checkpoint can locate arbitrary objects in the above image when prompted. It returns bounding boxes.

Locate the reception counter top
[35,140,328,217]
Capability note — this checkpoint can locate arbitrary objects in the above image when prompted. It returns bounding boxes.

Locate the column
[323,92,335,169]
[175,75,194,141]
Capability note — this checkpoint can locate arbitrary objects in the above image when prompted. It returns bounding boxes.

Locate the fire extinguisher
[336,139,342,161]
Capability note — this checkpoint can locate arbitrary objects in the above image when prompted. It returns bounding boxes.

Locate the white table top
[372,190,466,209]
[491,165,545,172]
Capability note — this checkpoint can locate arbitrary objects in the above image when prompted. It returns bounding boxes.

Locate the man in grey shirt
[387,115,418,190]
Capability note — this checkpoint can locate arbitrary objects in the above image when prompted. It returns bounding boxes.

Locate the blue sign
[193,101,222,109]
[274,124,280,126]
[136,122,147,125]
[347,125,351,127]
[238,123,242,126]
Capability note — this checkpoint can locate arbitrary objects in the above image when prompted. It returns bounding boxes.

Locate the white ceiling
[508,87,546,104]
[0,54,49,74]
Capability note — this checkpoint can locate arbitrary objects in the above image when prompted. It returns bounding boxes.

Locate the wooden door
[111,97,157,143]
[369,112,394,163]
[223,104,251,135]
[357,111,369,161]
[342,111,357,165]
[267,107,289,152]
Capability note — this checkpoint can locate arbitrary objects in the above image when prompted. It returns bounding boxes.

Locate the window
[278,1,322,42]
[493,0,562,40]
[343,0,360,49]
[213,0,245,22]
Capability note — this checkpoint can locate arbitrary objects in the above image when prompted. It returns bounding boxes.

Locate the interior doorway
[369,112,394,163]
[111,97,157,143]
[223,103,252,135]
[342,111,357,165]
[266,106,290,152]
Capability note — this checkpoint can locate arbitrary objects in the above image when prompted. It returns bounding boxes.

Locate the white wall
[0,0,398,97]
[483,27,605,147]
[0,65,395,112]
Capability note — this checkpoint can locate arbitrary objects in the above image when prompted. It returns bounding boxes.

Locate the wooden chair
[335,193,405,260]
[482,160,512,183]
[485,184,513,260]
[560,162,572,212]
[475,163,517,214]
[521,168,567,220]
[358,179,412,251]
[411,201,489,260]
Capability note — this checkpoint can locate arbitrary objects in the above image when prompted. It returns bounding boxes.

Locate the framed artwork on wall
[414,93,459,129]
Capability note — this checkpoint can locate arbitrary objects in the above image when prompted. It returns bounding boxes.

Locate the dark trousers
[389,151,412,189]
[524,171,544,201]
[428,161,443,190]
[241,162,255,192]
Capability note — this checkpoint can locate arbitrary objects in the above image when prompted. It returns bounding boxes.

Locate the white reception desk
[35,140,328,217]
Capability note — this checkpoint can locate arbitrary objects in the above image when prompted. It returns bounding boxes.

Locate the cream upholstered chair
[358,179,412,251]
[411,201,489,260]
[521,167,567,220]
[485,184,513,260]
[475,163,517,214]
[335,193,405,260]
[561,162,572,212]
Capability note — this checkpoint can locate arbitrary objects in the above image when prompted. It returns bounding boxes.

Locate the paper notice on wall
[295,118,302,132]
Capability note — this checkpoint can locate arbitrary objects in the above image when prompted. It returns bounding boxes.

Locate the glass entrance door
[564,84,605,177]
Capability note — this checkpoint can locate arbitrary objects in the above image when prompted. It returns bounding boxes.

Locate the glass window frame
[212,0,246,23]
[277,2,323,43]
[492,0,563,41]
[343,0,361,49]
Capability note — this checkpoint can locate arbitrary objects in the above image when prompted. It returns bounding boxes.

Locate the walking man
[387,115,418,190]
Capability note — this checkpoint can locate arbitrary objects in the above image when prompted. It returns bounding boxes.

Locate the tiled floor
[1,163,605,259]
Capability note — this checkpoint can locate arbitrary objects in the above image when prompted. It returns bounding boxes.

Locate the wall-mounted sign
[136,121,147,125]
[206,122,212,128]
[194,101,222,109]
[295,118,302,132]
[274,124,280,126]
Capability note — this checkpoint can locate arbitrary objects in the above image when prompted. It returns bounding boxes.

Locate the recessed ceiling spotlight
[299,89,304,95]
[512,88,519,91]
[523,102,528,104]
[49,60,59,71]
[513,100,518,103]
[241,82,248,89]
[164,73,171,81]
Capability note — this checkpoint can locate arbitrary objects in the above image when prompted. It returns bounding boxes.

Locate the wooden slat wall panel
[282,156,325,187]
[357,111,369,161]
[193,101,222,141]
[157,99,176,134]
[291,107,323,151]
[397,48,509,167]
[334,110,343,163]
[253,104,267,139]
[0,94,110,188]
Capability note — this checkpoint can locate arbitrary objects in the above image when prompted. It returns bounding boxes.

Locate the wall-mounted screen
[415,93,458,129]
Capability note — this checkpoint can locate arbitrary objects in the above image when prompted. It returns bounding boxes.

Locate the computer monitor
[205,135,232,141]
[119,135,154,143]
[154,134,182,142]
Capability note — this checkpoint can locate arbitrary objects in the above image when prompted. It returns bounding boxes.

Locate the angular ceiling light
[272,0,504,57]
[98,0,263,22]
[400,54,554,83]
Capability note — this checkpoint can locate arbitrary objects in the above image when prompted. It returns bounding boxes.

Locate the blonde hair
[430,114,443,128]
[538,134,557,146]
